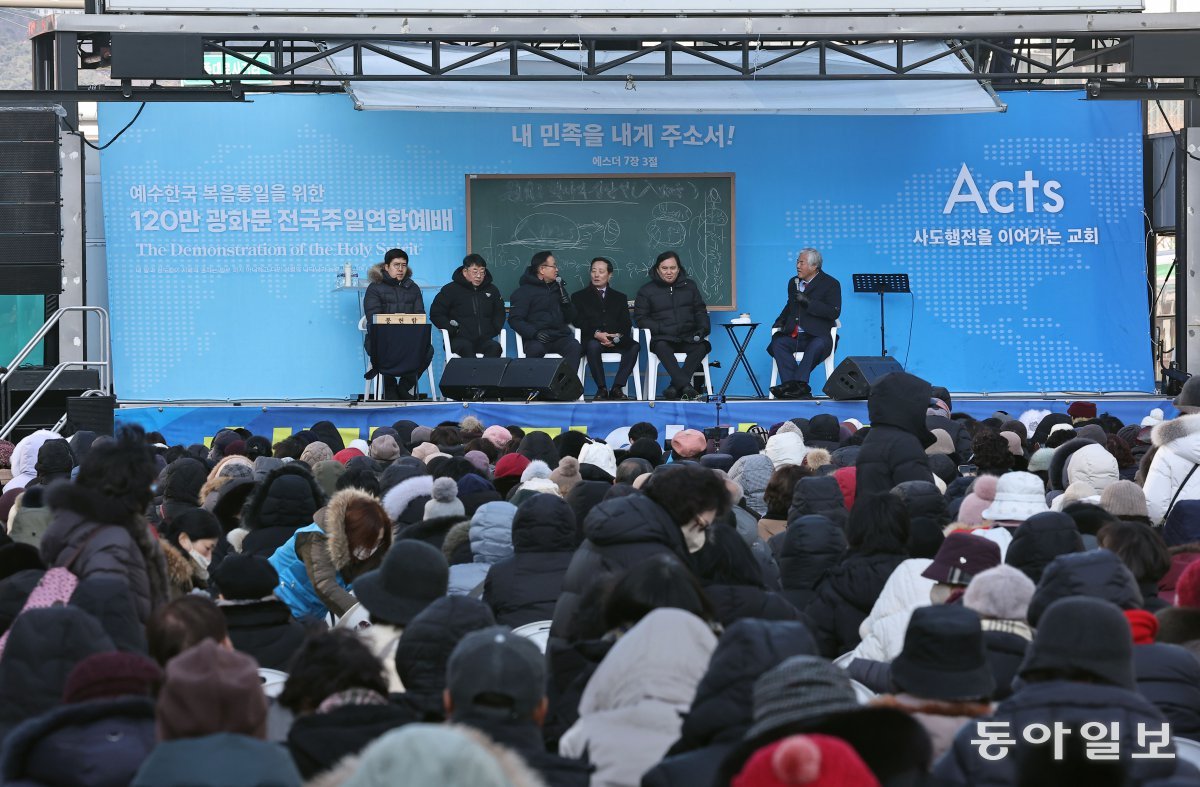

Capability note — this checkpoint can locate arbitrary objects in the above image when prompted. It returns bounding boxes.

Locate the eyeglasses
[541,263,559,270]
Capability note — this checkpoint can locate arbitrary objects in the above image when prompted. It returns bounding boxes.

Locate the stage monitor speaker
[64,396,116,437]
[822,356,904,400]
[498,358,584,402]
[439,358,510,400]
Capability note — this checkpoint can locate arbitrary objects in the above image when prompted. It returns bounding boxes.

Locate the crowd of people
[1,371,1200,785]
[365,246,840,402]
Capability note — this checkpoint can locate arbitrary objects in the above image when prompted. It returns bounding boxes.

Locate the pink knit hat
[482,425,513,449]
[957,474,999,526]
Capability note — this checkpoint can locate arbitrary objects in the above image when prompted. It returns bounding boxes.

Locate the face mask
[189,550,211,570]
[353,544,380,562]
[683,525,707,554]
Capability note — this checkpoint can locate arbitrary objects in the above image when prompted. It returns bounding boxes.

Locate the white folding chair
[511,620,553,653]
[513,328,584,401]
[643,329,714,401]
[768,319,841,399]
[257,668,289,699]
[440,327,509,361]
[359,315,438,401]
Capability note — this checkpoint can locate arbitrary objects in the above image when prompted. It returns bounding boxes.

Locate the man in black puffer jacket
[430,254,507,358]
[363,248,433,399]
[856,371,936,499]
[642,619,817,787]
[634,251,711,400]
[485,494,579,627]
[211,554,307,671]
[508,250,582,372]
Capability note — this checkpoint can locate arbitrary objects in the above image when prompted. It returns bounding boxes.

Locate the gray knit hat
[1099,480,1150,520]
[424,477,465,519]
[745,655,859,739]
[1174,376,1200,414]
[963,564,1037,621]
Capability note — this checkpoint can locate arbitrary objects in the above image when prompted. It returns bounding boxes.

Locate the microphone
[793,277,801,292]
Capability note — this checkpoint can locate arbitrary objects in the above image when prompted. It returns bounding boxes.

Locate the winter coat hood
[382,475,434,523]
[764,432,808,468]
[1152,413,1200,462]
[867,372,935,444]
[321,488,378,570]
[729,454,774,515]
[578,608,717,715]
[240,463,325,533]
[674,619,817,750]
[1004,511,1085,583]
[583,493,686,553]
[369,261,417,288]
[1065,443,1119,496]
[469,501,516,565]
[1027,549,1143,626]
[777,514,848,593]
[1047,437,1100,492]
[787,475,847,524]
[511,494,577,554]
[162,458,208,505]
[451,264,495,290]
[649,260,695,287]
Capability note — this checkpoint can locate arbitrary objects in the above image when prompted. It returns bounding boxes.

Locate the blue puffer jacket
[933,680,1199,786]
[269,523,348,621]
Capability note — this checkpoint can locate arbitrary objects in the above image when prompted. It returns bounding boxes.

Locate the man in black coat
[363,248,433,399]
[855,371,936,499]
[508,250,583,372]
[429,253,507,358]
[634,250,711,400]
[571,256,640,400]
[768,248,841,399]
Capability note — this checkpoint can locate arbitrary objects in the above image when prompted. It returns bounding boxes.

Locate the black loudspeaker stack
[0,110,62,296]
[822,356,905,400]
[440,358,583,402]
[64,395,117,436]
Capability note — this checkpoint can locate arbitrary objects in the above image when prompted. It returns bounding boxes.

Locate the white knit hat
[981,472,1048,523]
[424,477,465,519]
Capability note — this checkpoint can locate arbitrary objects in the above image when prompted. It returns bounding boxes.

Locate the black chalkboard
[466,173,736,309]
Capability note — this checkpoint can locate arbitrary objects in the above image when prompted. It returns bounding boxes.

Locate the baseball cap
[446,627,544,721]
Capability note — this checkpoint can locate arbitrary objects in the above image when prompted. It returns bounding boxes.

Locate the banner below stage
[116,398,1174,447]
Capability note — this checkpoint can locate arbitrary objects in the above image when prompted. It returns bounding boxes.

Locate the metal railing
[0,306,112,441]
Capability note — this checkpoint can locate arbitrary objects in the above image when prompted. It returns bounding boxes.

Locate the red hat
[1124,609,1159,645]
[733,734,879,787]
[1067,401,1097,420]
[494,453,532,479]
[333,447,364,464]
[1177,560,1200,609]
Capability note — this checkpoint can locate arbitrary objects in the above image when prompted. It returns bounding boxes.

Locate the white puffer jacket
[1063,443,1119,497]
[849,558,934,662]
[1145,414,1200,524]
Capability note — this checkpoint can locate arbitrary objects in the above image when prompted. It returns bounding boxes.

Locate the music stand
[852,273,911,357]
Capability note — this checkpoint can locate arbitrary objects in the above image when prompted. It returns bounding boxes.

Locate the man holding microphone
[767,248,842,399]
[508,250,583,373]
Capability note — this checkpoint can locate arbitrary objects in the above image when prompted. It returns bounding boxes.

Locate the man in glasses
[508,250,582,373]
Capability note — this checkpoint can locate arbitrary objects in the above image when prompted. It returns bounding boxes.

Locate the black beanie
[1018,597,1134,690]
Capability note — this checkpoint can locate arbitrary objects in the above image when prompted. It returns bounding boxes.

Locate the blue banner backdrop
[98,92,1149,400]
[115,398,1173,448]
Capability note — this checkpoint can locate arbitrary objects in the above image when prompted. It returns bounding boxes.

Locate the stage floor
[114,394,1175,446]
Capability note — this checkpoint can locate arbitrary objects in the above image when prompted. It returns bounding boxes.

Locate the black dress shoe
[769,384,788,398]
[609,386,627,400]
[662,386,680,400]
[593,386,609,401]
[784,382,813,400]
[680,386,701,401]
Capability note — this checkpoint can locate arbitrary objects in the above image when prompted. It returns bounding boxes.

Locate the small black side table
[720,322,765,398]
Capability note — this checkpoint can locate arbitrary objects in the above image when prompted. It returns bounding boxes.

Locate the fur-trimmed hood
[158,536,204,590]
[368,261,417,287]
[383,475,434,522]
[320,487,380,570]
[1153,413,1200,463]
[871,693,992,719]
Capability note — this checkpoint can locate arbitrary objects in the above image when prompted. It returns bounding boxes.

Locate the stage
[113,394,1175,446]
